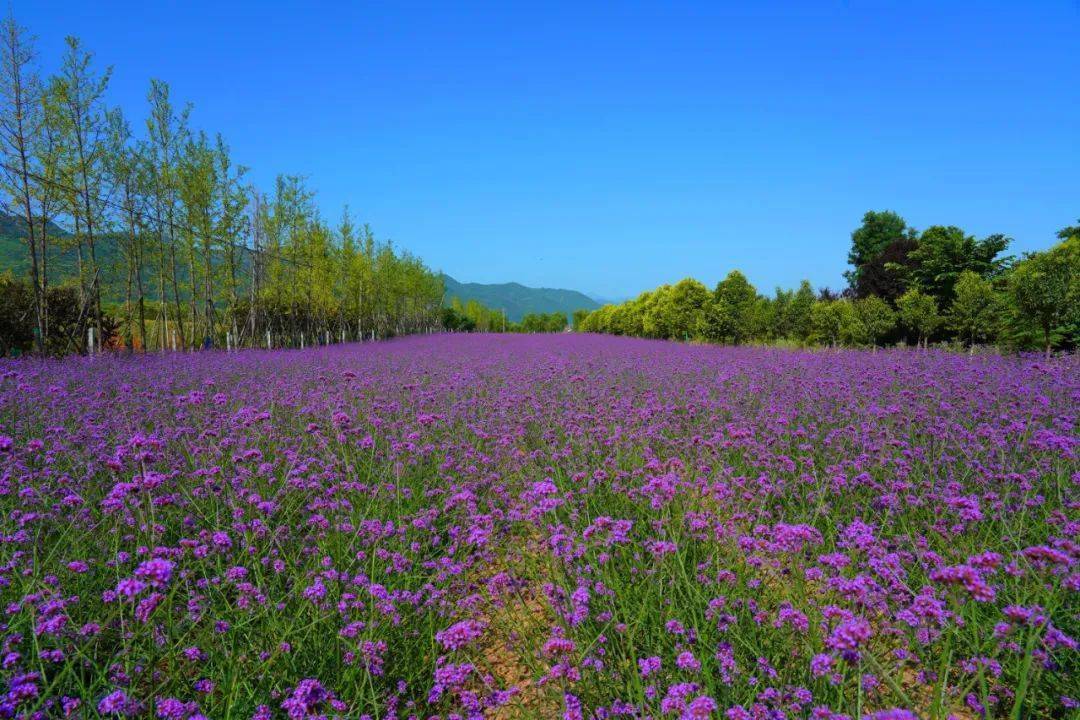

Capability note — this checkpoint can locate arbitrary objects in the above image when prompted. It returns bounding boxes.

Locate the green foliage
[0,274,118,354]
[809,299,845,347]
[853,295,896,347]
[896,288,941,347]
[520,311,568,333]
[532,205,1072,353]
[848,210,906,268]
[711,270,758,344]
[846,210,912,290]
[906,226,1010,304]
[1056,219,1080,241]
[789,280,816,342]
[445,296,507,332]
[439,305,475,332]
[948,271,1002,347]
[1007,237,1078,356]
[667,278,710,339]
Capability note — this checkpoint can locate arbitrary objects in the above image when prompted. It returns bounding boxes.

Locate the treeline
[440,297,569,333]
[580,212,1079,356]
[0,16,443,355]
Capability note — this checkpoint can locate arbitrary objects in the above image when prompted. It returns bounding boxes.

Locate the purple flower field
[0,334,1077,719]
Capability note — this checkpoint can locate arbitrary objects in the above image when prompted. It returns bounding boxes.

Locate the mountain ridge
[441,274,600,322]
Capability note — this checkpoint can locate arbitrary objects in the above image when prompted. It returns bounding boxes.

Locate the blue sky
[14,1,1080,299]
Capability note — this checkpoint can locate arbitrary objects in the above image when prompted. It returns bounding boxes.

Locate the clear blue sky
[14,1,1080,299]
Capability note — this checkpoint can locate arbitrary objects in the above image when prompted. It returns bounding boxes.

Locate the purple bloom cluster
[0,334,1076,718]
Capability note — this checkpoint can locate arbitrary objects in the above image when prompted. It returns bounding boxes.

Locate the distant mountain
[1,212,144,290]
[1,213,601,321]
[442,274,600,322]
[587,294,631,306]
[0,212,68,239]
[0,212,75,278]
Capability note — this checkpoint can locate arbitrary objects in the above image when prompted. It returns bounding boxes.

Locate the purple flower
[676,651,701,672]
[639,656,662,677]
[98,690,130,715]
[281,678,331,719]
[134,558,175,586]
[435,619,485,651]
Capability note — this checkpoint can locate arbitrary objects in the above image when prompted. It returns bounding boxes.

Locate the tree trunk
[130,205,147,351]
[168,238,185,349]
[124,256,134,352]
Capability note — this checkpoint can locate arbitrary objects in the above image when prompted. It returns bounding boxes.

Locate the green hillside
[442,274,599,322]
[0,213,74,278]
[0,214,161,299]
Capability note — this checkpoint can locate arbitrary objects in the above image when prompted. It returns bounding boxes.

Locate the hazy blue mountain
[587,294,631,306]
[442,274,599,322]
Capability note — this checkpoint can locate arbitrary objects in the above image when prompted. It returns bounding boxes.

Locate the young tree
[713,270,758,344]
[177,130,217,345]
[215,135,248,345]
[789,280,816,343]
[766,287,792,341]
[667,277,710,340]
[854,295,896,348]
[145,79,189,350]
[641,284,674,339]
[1008,239,1078,358]
[34,80,65,348]
[837,300,867,347]
[52,36,112,349]
[0,14,45,352]
[896,288,941,348]
[104,107,149,350]
[948,270,1001,350]
[809,300,844,348]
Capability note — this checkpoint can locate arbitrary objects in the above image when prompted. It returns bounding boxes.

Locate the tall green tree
[0,14,45,352]
[948,270,1001,349]
[145,79,189,349]
[896,288,941,348]
[846,210,912,292]
[667,277,710,339]
[215,134,248,345]
[104,107,149,350]
[641,284,673,339]
[712,270,758,344]
[789,280,816,342]
[51,36,112,348]
[809,300,845,347]
[854,295,896,348]
[1008,238,1078,358]
[906,226,1010,304]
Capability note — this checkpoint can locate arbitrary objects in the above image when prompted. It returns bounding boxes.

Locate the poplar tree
[52,36,112,348]
[0,14,45,352]
[104,107,149,350]
[145,79,189,349]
